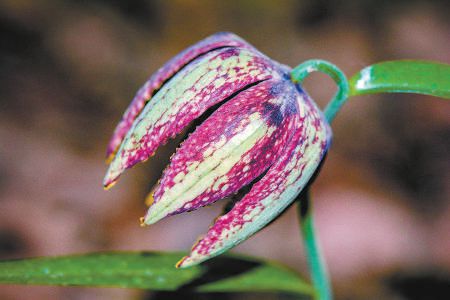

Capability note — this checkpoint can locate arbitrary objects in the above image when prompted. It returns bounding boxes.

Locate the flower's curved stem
[291,60,350,300]
[291,59,349,123]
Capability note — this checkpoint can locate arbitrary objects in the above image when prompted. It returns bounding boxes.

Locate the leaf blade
[349,60,450,99]
[0,252,199,290]
[198,259,314,295]
[0,251,313,296]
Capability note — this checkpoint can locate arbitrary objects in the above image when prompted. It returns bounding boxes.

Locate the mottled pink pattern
[103,32,333,268]
[148,80,297,219]
[104,47,278,187]
[178,86,331,266]
[106,32,257,159]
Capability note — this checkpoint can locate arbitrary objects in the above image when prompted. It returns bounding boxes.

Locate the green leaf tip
[349,60,450,99]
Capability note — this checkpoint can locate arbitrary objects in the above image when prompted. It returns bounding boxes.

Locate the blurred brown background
[0,0,449,299]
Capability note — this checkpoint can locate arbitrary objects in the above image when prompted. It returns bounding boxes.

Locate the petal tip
[103,180,116,190]
[175,257,186,268]
[143,209,165,225]
[103,164,123,189]
[175,255,196,268]
[139,217,148,227]
[102,177,116,190]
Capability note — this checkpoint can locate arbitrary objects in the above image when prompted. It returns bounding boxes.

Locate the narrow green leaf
[0,252,197,290]
[198,256,314,295]
[0,251,313,296]
[349,60,450,99]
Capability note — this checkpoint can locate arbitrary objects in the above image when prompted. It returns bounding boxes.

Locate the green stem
[291,59,349,300]
[297,192,331,300]
[291,59,349,123]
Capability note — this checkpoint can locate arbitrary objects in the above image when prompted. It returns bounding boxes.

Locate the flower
[103,32,331,268]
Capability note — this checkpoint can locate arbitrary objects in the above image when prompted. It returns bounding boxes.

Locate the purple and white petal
[104,47,279,188]
[106,32,258,160]
[143,80,297,225]
[177,85,331,268]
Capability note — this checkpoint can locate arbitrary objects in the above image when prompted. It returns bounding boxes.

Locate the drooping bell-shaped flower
[103,32,331,268]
